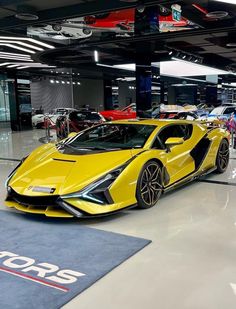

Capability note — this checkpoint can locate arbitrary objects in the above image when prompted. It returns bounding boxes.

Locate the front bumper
[5,188,135,218]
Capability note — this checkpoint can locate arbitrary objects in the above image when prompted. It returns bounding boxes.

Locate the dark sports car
[56,110,105,139]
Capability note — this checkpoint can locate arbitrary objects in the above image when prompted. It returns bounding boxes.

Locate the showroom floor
[1,128,236,309]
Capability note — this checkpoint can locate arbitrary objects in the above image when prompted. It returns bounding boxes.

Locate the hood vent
[53,158,76,163]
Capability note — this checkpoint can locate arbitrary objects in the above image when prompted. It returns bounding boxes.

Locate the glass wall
[0,78,10,123]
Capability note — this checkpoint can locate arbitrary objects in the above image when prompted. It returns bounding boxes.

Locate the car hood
[9,144,138,196]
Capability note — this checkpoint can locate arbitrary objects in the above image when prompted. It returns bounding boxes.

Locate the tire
[36,123,43,129]
[52,24,62,31]
[215,139,229,173]
[82,28,92,35]
[136,160,163,209]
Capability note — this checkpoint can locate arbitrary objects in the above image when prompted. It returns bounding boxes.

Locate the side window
[224,107,236,115]
[153,124,193,149]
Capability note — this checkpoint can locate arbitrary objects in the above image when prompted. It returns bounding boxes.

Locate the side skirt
[163,166,217,194]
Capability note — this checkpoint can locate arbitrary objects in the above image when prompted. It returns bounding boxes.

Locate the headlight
[5,157,27,188]
[62,162,130,205]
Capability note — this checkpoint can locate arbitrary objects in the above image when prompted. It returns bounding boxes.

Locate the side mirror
[165,137,184,152]
[68,132,77,138]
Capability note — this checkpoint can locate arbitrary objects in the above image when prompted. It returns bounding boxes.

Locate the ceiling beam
[0,0,179,30]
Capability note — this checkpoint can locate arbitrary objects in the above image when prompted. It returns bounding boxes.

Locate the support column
[103,78,113,110]
[8,78,20,131]
[135,5,159,118]
[135,56,152,117]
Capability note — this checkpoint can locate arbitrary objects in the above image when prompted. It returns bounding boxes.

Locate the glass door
[0,80,10,123]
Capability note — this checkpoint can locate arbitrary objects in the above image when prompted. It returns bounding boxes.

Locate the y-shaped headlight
[62,162,130,205]
[5,157,28,189]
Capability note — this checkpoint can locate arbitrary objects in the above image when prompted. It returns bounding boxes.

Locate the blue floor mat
[0,211,151,309]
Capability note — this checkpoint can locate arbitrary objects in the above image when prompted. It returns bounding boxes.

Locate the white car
[27,18,92,41]
[32,108,78,129]
[206,105,236,121]
[32,114,45,128]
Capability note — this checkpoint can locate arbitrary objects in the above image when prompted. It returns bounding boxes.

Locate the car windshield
[62,123,156,150]
[122,104,136,112]
[210,107,224,115]
[72,112,101,121]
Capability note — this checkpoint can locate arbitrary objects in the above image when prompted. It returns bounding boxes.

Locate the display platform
[0,211,151,309]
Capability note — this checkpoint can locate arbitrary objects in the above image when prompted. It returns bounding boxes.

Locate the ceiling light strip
[0,56,33,61]
[17,66,30,70]
[0,51,31,57]
[0,44,35,54]
[0,40,43,51]
[7,64,20,68]
[0,62,10,67]
[0,36,54,49]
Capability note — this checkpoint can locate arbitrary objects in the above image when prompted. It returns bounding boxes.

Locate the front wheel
[216,139,229,173]
[136,160,163,209]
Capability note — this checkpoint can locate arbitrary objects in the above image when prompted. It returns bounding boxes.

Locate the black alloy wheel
[136,160,163,209]
[216,139,229,173]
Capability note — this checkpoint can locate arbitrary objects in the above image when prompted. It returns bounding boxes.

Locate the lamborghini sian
[5,119,230,218]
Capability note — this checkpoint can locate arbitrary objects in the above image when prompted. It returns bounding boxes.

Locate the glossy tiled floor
[1,128,236,309]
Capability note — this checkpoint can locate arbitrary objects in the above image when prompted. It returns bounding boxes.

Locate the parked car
[154,110,199,120]
[32,108,78,129]
[56,110,105,139]
[206,105,236,121]
[100,103,136,120]
[27,17,92,41]
[153,104,199,120]
[5,119,229,218]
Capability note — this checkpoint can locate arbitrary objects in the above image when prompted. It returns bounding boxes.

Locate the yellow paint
[6,119,229,217]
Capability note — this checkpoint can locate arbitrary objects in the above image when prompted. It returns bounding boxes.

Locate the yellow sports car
[5,119,230,218]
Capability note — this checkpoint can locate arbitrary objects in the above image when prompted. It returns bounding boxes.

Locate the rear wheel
[216,139,229,173]
[136,160,163,209]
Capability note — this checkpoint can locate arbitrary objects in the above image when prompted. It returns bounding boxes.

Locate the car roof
[110,118,196,128]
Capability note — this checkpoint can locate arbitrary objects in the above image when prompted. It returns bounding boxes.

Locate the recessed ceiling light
[15,12,38,20]
[206,11,228,19]
[14,5,39,21]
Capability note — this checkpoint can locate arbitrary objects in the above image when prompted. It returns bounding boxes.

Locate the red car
[100,104,136,120]
[84,8,196,33]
